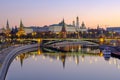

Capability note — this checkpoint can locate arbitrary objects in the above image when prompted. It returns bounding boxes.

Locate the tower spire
[81,21,86,28]
[61,19,66,32]
[5,19,11,34]
[60,19,67,38]
[19,19,24,31]
[73,21,75,27]
[20,20,24,28]
[16,19,25,37]
[76,16,79,28]
[6,19,10,29]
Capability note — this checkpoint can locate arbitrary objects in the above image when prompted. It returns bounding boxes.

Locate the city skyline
[1,0,120,28]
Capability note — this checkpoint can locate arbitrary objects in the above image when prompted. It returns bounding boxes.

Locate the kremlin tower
[16,20,26,37]
[60,19,67,38]
[5,20,11,37]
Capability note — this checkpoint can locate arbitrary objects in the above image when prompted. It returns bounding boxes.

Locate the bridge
[16,38,120,41]
[15,38,120,45]
[0,37,120,80]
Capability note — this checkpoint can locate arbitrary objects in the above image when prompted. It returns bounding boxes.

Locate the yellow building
[5,20,11,37]
[16,20,26,37]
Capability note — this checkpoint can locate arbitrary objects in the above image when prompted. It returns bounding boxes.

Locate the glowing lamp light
[38,49,41,55]
[38,39,41,44]
[99,38,104,43]
[99,52,103,57]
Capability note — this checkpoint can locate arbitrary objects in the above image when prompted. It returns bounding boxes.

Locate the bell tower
[6,20,11,32]
[76,16,79,29]
[16,20,26,37]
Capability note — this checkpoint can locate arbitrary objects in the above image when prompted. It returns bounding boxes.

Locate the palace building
[49,20,76,33]
[48,17,87,33]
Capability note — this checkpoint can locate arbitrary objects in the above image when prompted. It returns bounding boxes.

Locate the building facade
[107,27,120,33]
[49,19,76,33]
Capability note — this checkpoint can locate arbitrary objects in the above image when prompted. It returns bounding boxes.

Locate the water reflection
[5,46,120,80]
[12,48,120,70]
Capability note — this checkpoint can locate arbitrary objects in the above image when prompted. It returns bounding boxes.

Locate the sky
[0,0,120,28]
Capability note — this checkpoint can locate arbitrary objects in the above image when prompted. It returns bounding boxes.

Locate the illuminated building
[49,19,76,33]
[79,21,87,32]
[0,27,5,34]
[5,20,11,37]
[60,19,67,38]
[75,17,87,32]
[6,20,11,33]
[16,20,26,37]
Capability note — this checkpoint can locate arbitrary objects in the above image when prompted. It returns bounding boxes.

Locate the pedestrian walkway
[0,45,21,65]
[0,44,39,80]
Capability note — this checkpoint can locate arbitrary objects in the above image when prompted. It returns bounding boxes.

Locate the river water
[5,47,120,80]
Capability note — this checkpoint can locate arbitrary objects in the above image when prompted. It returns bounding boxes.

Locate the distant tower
[11,27,15,34]
[16,20,26,37]
[81,21,86,29]
[73,21,75,27]
[97,25,100,29]
[6,20,11,32]
[76,16,80,28]
[5,20,11,37]
[19,20,24,31]
[14,26,18,34]
[60,19,67,38]
[61,19,66,32]
[6,20,9,29]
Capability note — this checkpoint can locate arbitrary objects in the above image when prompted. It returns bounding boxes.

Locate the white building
[75,17,87,32]
[77,21,88,32]
[49,20,76,33]
[23,17,87,34]
[24,27,33,34]
[25,26,49,33]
